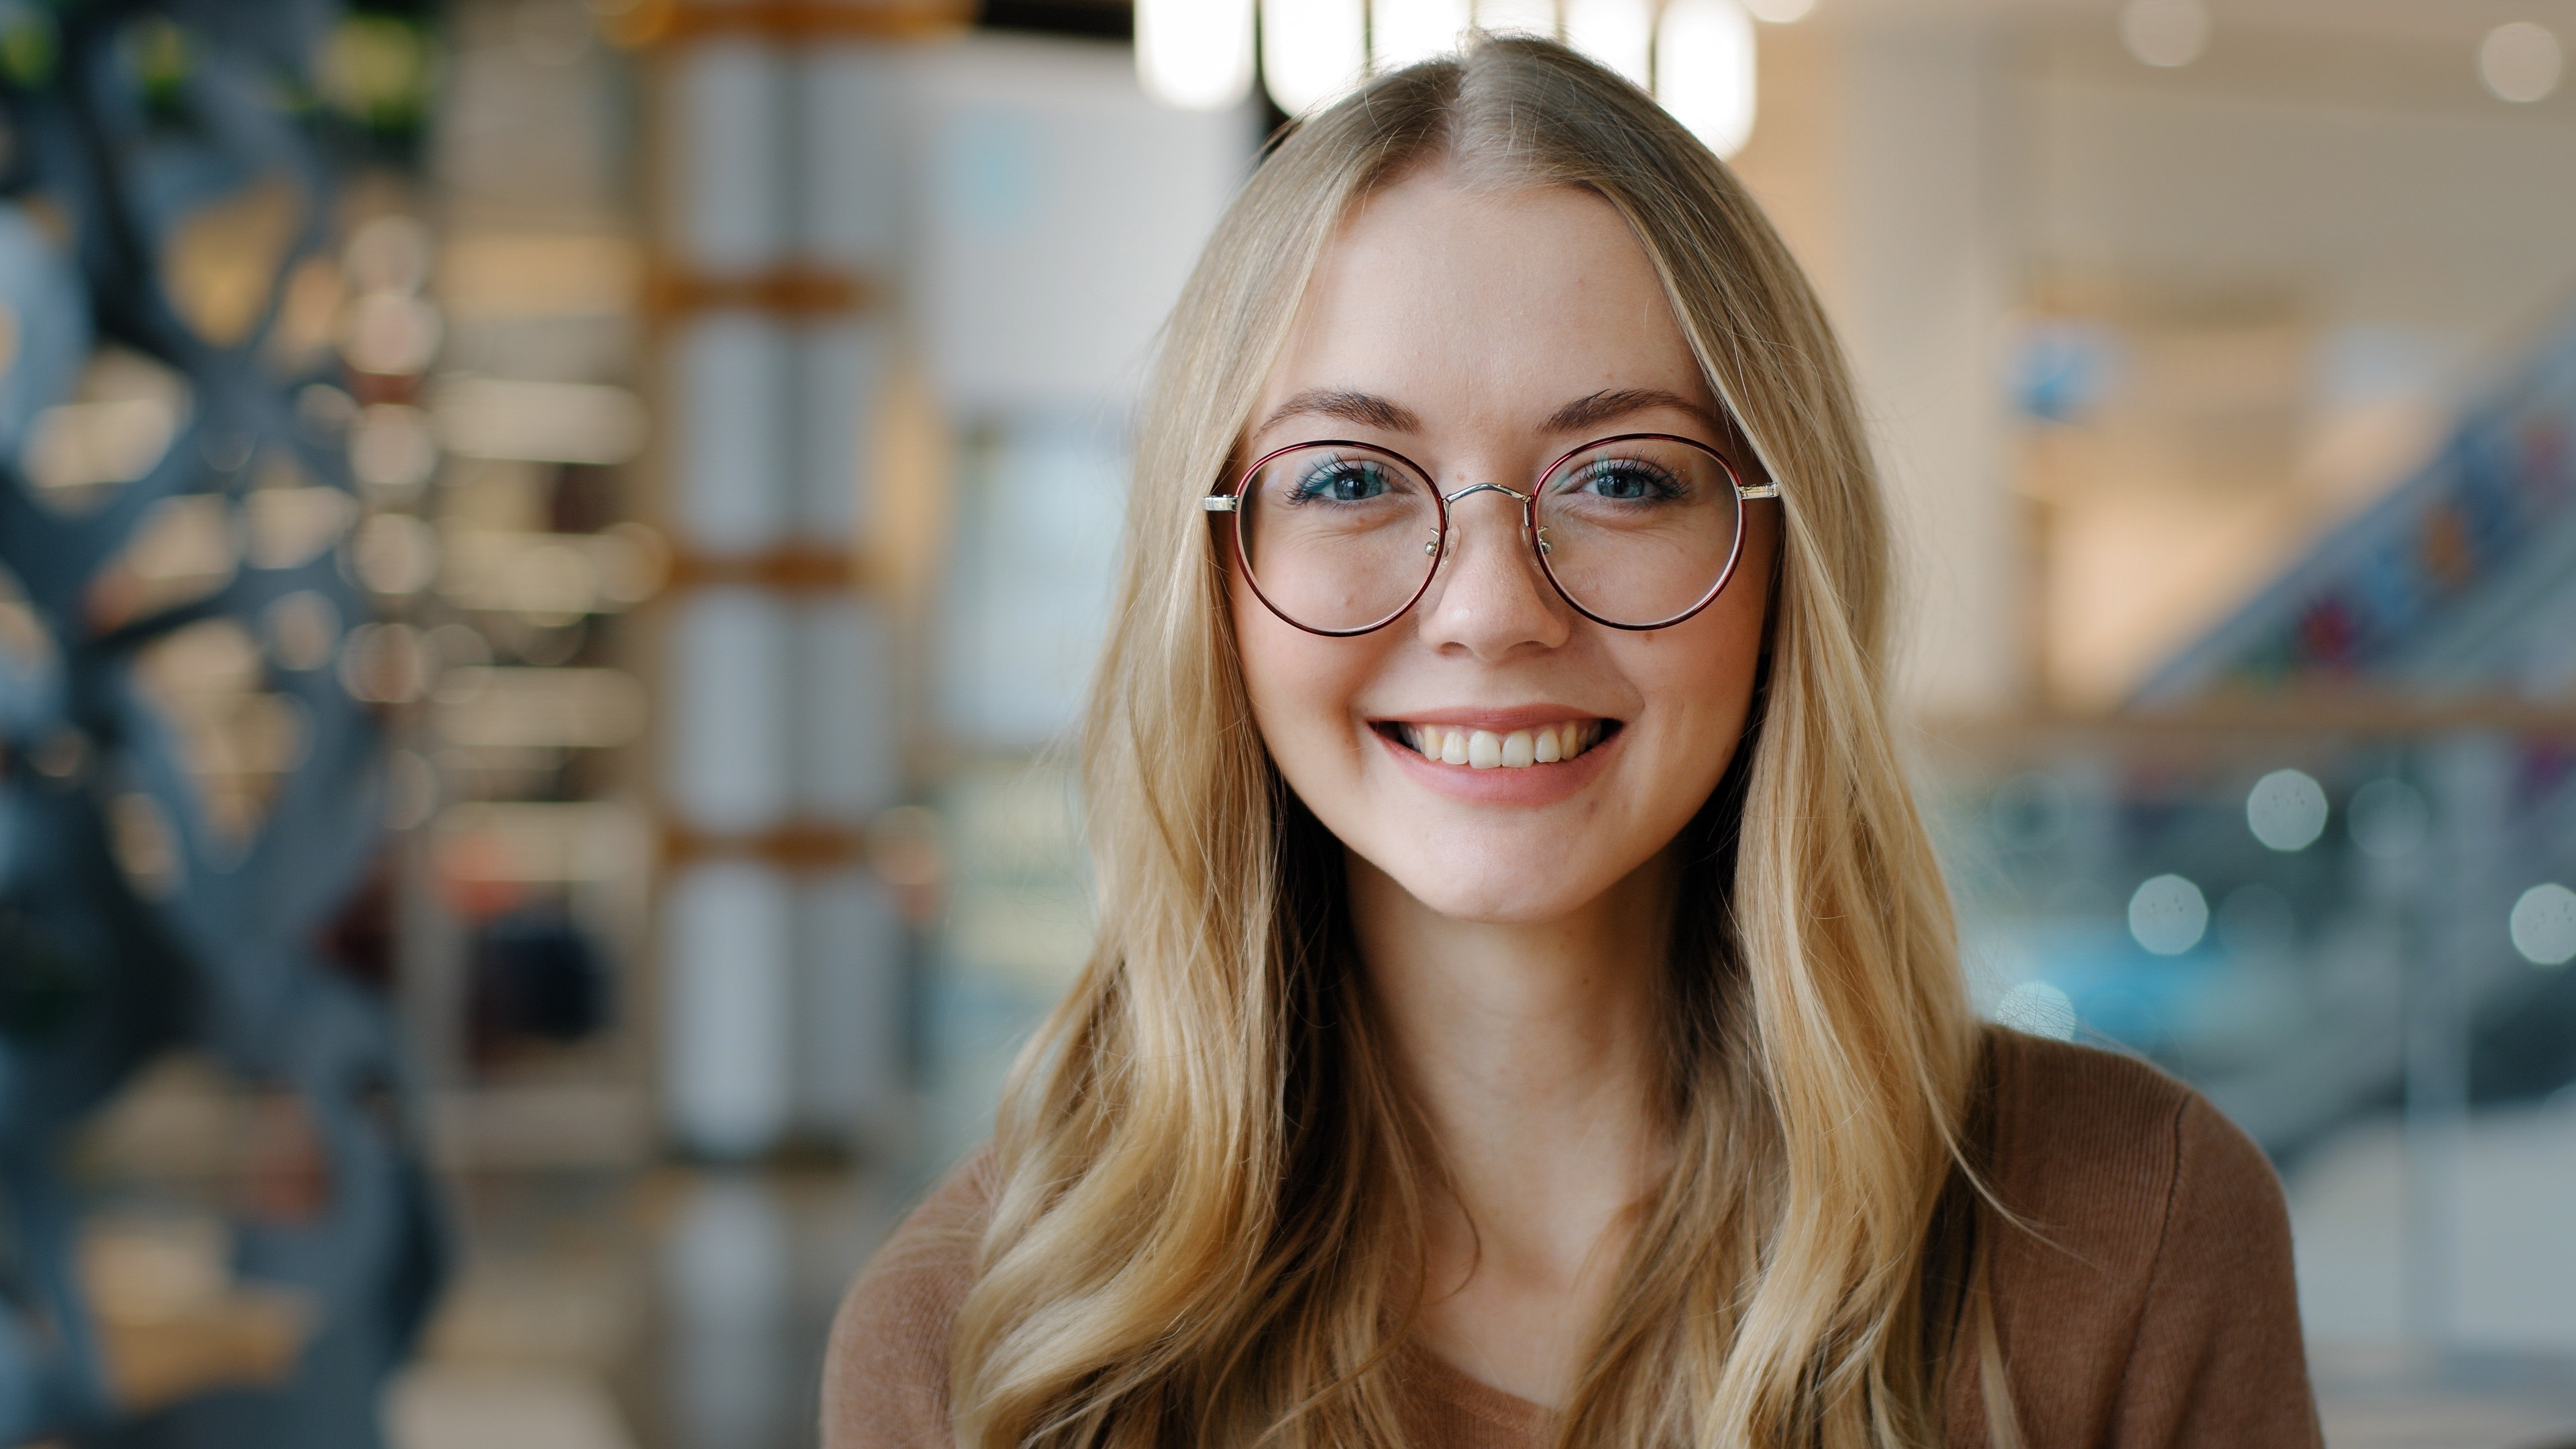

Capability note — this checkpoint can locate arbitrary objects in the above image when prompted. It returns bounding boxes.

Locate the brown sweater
[823,1028,2322,1447]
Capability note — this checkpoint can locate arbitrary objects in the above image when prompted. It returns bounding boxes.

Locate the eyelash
[1286,460,1386,504]
[1568,458,1684,500]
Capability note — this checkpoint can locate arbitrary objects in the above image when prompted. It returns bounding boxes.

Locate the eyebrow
[1256,388,1424,436]
[1542,387,1729,436]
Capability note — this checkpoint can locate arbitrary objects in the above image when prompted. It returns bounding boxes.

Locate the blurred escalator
[2135,308,2576,1163]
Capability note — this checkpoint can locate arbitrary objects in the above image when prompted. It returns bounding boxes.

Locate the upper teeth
[1401,721,1602,769]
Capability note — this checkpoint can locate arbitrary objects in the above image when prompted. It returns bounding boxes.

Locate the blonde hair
[952,35,2011,1449]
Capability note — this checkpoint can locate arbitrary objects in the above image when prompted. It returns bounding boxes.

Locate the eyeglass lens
[1235,437,1743,633]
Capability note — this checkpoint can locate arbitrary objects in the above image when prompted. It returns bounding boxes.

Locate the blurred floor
[389,1163,904,1449]
[2290,1097,2576,1353]
[378,1158,2576,1449]
[2315,1348,2576,1449]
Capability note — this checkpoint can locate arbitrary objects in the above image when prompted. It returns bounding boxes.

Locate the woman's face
[1232,171,1777,926]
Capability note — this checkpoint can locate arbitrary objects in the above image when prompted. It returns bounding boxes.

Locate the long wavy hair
[949,34,2013,1449]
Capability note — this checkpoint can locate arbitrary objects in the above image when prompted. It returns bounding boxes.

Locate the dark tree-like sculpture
[0,2,441,1443]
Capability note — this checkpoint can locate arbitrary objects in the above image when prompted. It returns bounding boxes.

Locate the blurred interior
[9,0,2576,1446]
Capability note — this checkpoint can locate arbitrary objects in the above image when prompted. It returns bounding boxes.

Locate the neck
[1349,851,1675,1295]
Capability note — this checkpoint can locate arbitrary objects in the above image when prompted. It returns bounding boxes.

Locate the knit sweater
[822,1028,2323,1447]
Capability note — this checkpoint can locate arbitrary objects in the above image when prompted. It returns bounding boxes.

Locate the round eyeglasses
[1201,433,1780,636]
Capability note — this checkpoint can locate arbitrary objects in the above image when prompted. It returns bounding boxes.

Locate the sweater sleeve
[822,1154,997,1449]
[2104,1094,2323,1449]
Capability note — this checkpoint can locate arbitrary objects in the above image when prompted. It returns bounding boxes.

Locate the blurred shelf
[664,544,874,593]
[661,821,871,869]
[429,1086,655,1171]
[612,0,974,47]
[644,263,881,319]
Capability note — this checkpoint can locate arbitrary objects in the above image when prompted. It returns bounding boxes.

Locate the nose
[1414,486,1570,657]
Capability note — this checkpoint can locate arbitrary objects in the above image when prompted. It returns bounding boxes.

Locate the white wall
[1835,25,2028,718]
[2031,73,2576,345]
[903,34,1257,418]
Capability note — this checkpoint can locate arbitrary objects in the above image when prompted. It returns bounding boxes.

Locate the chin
[1371,857,1608,926]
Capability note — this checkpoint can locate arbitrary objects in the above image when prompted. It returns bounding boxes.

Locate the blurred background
[1,0,2572,1445]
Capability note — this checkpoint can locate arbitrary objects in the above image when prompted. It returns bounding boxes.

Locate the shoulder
[822,1148,1002,1449]
[1980,1024,2283,1266]
[1976,1026,2318,1447]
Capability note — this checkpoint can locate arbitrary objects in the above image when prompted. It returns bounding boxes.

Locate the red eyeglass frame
[1201,431,1780,637]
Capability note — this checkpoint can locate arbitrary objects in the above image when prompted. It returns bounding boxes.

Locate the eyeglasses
[1200,433,1779,636]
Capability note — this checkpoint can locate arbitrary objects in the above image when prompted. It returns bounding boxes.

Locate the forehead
[1265,171,1713,421]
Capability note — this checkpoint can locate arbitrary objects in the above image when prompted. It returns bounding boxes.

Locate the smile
[1380,718,1616,769]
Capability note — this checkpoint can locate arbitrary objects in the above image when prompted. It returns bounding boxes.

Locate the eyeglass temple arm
[1200,484,1780,511]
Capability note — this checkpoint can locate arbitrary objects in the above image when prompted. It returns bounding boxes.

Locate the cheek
[1642,637,1757,746]
[1624,556,1771,771]
[1231,572,1374,759]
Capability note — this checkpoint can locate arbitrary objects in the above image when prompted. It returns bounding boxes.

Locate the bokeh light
[2510,883,2576,967]
[1743,0,1814,21]
[2129,873,2209,955]
[354,513,439,596]
[262,590,341,674]
[339,291,441,376]
[2120,0,2209,68]
[349,402,437,494]
[2245,767,2328,851]
[1996,980,2078,1040]
[2480,21,2563,104]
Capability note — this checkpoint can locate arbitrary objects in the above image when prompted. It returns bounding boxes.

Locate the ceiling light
[1263,0,1369,113]
[1473,0,1556,37]
[1138,0,1256,111]
[1374,0,1472,70]
[1655,0,1756,158]
[1563,0,1651,89]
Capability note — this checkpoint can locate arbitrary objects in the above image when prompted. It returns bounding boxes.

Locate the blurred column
[663,1174,792,1447]
[786,29,910,1153]
[647,2,956,1160]
[2406,735,2509,1347]
[665,863,794,1153]
[1835,26,2025,718]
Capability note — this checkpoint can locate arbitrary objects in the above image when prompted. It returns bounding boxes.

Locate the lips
[1388,719,1611,769]
[1367,712,1623,806]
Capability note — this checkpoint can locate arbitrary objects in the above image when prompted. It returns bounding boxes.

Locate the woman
[828,35,2317,1449]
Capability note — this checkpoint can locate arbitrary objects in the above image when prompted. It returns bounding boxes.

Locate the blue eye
[1574,459,1680,502]
[1290,459,1392,504]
